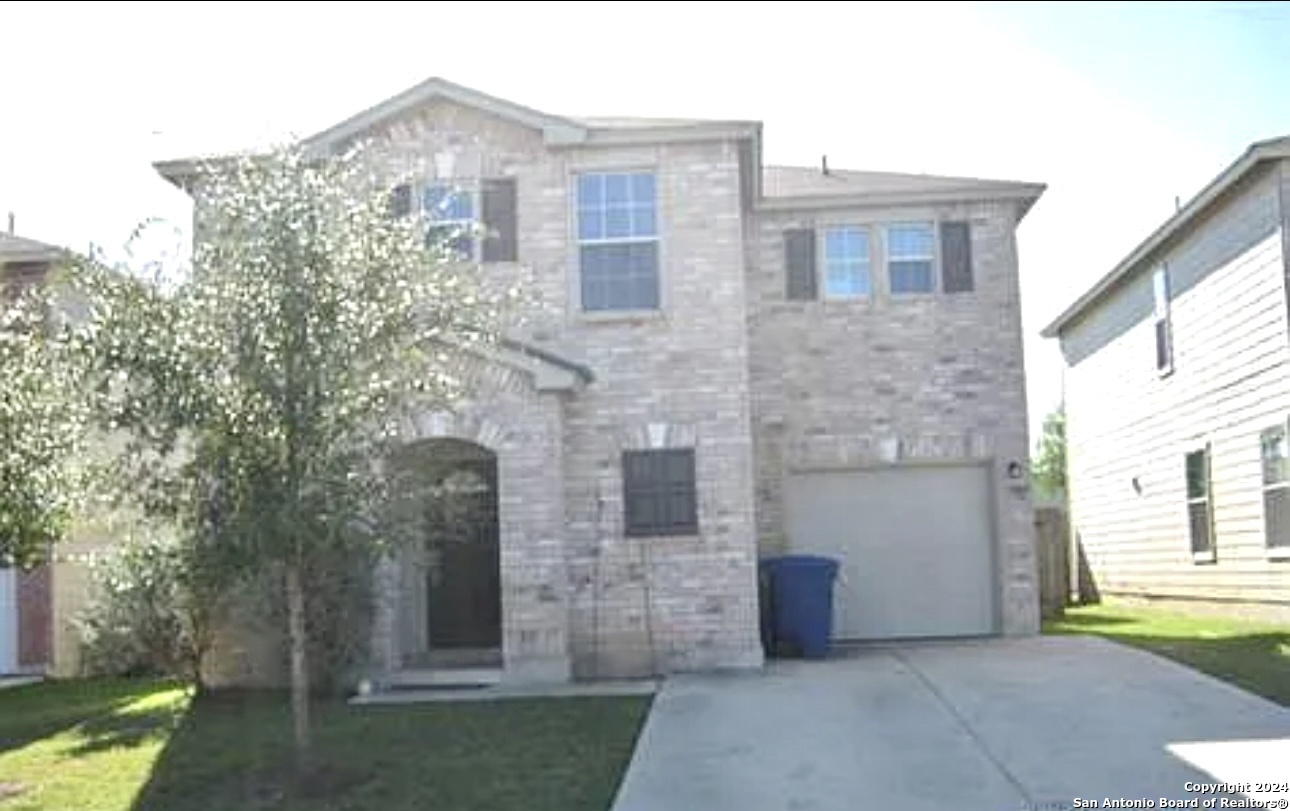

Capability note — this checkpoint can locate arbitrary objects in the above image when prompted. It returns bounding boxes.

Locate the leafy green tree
[78,142,517,774]
[1033,406,1068,502]
[0,280,90,569]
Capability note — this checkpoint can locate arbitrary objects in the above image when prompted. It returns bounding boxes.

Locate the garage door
[0,568,15,673]
[784,465,997,641]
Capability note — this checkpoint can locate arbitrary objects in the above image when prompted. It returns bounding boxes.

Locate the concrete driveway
[610,636,1290,811]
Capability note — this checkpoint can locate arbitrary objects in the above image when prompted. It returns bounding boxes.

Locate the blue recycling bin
[760,555,840,659]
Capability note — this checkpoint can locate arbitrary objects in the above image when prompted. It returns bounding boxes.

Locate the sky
[2,0,1289,443]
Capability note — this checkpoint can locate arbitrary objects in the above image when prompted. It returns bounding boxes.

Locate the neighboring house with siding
[153,77,1046,690]
[1042,136,1290,621]
[0,229,61,676]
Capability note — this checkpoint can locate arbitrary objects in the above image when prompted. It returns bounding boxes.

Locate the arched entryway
[388,437,501,668]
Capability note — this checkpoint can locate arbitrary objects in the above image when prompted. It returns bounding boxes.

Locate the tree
[1033,406,1068,502]
[0,279,90,569]
[78,141,517,775]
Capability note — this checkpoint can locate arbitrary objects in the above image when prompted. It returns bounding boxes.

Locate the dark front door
[425,457,501,650]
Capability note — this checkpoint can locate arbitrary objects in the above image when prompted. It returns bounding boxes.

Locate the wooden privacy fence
[1034,506,1070,619]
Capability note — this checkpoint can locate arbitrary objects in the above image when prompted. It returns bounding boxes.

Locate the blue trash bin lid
[766,554,838,575]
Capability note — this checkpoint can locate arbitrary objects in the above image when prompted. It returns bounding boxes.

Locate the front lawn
[1045,600,1290,708]
[0,679,650,811]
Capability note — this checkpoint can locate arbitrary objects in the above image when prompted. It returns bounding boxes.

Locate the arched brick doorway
[389,437,501,666]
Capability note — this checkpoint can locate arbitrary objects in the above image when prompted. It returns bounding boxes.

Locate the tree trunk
[286,563,313,775]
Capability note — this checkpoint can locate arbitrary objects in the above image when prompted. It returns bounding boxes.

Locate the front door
[425,457,501,650]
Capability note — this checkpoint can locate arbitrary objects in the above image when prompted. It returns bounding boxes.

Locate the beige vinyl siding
[1063,164,1290,606]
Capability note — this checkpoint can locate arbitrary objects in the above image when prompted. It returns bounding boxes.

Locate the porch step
[382,667,503,691]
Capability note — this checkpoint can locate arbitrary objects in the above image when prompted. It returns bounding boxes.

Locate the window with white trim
[1185,445,1215,561]
[576,171,659,312]
[1153,266,1173,374]
[423,183,477,261]
[1260,423,1290,555]
[886,223,935,294]
[822,226,872,298]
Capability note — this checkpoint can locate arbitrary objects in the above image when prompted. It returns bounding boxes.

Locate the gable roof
[0,232,67,264]
[303,76,590,151]
[154,77,762,186]
[762,165,1046,217]
[1041,135,1290,339]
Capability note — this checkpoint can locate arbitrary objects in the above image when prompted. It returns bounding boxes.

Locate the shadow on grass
[0,678,173,757]
[64,693,190,757]
[129,687,652,811]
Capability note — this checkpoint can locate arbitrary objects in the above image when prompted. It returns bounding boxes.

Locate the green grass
[1045,600,1290,707]
[0,679,651,811]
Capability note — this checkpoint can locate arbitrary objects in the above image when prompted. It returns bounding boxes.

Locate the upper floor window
[822,226,872,299]
[886,223,936,294]
[577,171,659,312]
[387,177,519,264]
[1153,266,1173,374]
[1260,423,1290,557]
[423,183,477,261]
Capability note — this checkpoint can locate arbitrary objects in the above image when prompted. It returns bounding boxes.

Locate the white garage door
[784,465,998,641]
[0,568,16,673]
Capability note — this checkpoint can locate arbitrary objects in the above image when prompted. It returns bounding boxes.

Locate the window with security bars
[622,448,698,537]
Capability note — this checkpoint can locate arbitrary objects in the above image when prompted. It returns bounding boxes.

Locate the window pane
[1262,427,1287,486]
[577,173,658,241]
[581,243,659,311]
[605,207,633,239]
[1153,267,1170,315]
[578,207,604,241]
[888,224,934,258]
[1266,488,1290,549]
[1189,502,1212,554]
[632,173,656,203]
[1155,319,1171,370]
[1185,450,1208,499]
[889,261,934,294]
[578,174,603,207]
[604,173,631,206]
[631,204,657,238]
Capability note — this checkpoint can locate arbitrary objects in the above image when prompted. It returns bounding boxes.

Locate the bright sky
[3,1,1288,443]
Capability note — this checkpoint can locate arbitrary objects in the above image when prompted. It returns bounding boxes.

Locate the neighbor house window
[1185,446,1215,561]
[622,448,697,537]
[423,183,477,261]
[577,172,659,312]
[886,223,936,294]
[1260,423,1290,556]
[1153,266,1173,374]
[822,226,872,298]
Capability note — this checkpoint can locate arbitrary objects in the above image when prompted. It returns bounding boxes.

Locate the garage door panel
[785,465,997,641]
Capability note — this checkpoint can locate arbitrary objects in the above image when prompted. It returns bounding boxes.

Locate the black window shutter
[940,220,974,293]
[481,177,518,263]
[389,183,412,218]
[784,228,817,301]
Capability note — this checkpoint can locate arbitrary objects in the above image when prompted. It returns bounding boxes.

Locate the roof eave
[756,183,1047,214]
[1040,138,1290,340]
[571,120,762,148]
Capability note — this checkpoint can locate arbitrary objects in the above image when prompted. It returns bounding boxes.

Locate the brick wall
[746,199,1040,635]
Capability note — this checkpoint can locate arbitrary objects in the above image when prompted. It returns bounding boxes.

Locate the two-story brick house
[1043,136,1290,621]
[155,77,1045,688]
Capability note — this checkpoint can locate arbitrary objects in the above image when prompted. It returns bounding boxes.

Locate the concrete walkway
[610,636,1290,811]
